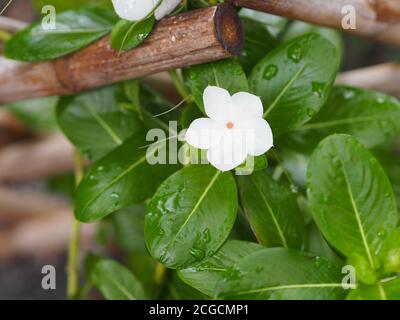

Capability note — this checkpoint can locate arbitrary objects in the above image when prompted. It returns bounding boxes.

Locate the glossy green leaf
[110,16,155,52]
[282,21,344,61]
[183,59,248,113]
[239,8,287,38]
[145,165,238,269]
[286,86,400,153]
[181,103,203,129]
[238,170,306,249]
[32,0,112,12]
[111,205,146,251]
[7,96,58,132]
[308,134,398,270]
[235,155,268,175]
[91,260,145,300]
[178,240,264,297]
[379,228,400,274]
[74,133,179,223]
[308,223,343,266]
[5,7,117,61]
[164,272,208,300]
[347,278,400,300]
[216,248,344,300]
[239,17,277,74]
[249,33,339,135]
[57,85,145,161]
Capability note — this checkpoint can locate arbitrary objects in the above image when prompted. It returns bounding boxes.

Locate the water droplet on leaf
[287,43,304,63]
[311,81,325,98]
[263,64,278,80]
[190,247,205,261]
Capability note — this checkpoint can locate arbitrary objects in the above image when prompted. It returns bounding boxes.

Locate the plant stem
[0,29,10,42]
[67,151,84,299]
[168,69,192,100]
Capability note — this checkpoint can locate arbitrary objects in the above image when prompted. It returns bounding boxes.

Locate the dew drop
[190,247,205,261]
[202,228,211,243]
[343,90,355,100]
[225,267,242,280]
[376,96,385,104]
[311,81,325,98]
[287,43,304,63]
[188,71,198,80]
[377,230,387,239]
[314,256,323,268]
[263,64,278,80]
[307,108,316,117]
[255,266,264,273]
[97,166,105,172]
[290,184,299,193]
[110,192,120,207]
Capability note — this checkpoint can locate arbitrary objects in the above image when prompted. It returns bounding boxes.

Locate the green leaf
[111,205,146,251]
[5,7,117,61]
[282,21,344,61]
[308,223,343,266]
[178,240,264,297]
[235,155,268,175]
[110,16,155,52]
[215,248,345,300]
[239,17,277,74]
[286,86,400,153]
[183,59,248,113]
[379,228,400,274]
[238,170,306,249]
[239,8,287,38]
[308,134,398,270]
[57,85,145,161]
[249,33,340,135]
[74,133,179,223]
[32,0,112,12]
[7,96,58,132]
[91,260,145,300]
[164,272,208,300]
[181,103,203,129]
[347,278,400,300]
[145,165,238,269]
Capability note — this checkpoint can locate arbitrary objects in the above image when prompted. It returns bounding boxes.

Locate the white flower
[111,0,181,22]
[185,86,274,172]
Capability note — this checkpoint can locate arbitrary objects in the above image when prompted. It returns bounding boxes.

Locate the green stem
[0,29,11,42]
[67,151,84,300]
[168,69,192,100]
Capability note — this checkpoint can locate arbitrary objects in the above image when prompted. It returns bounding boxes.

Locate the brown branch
[0,133,75,182]
[336,63,400,97]
[0,4,243,104]
[227,0,400,46]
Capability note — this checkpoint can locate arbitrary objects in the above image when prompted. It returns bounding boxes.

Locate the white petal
[207,129,248,171]
[230,92,264,122]
[185,118,225,150]
[155,0,181,20]
[237,118,274,156]
[203,86,231,123]
[112,0,158,21]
